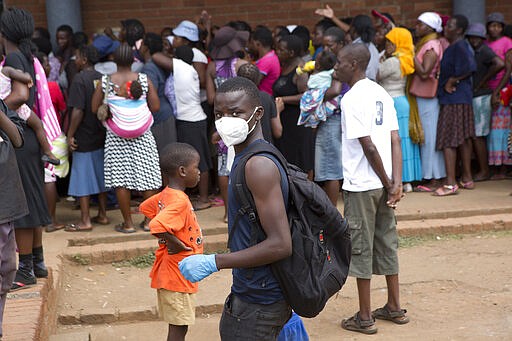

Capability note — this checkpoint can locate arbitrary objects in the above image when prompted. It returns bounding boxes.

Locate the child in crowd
[139,142,203,341]
[65,45,109,231]
[0,64,56,159]
[36,52,66,125]
[298,50,338,127]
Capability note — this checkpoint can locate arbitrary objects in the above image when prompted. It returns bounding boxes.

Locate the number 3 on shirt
[375,101,383,125]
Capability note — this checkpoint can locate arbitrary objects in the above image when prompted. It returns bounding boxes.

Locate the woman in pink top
[485,12,512,178]
[410,12,446,192]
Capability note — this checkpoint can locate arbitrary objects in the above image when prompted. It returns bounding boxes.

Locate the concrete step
[67,225,228,247]
[57,267,231,326]
[62,234,228,265]
[49,332,90,341]
[397,213,512,236]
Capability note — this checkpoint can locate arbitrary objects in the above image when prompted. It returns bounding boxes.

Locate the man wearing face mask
[179,77,293,340]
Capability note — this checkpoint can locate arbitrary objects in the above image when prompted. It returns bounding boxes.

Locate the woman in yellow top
[377,27,422,192]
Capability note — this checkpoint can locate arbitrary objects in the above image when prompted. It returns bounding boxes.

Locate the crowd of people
[0,4,512,340]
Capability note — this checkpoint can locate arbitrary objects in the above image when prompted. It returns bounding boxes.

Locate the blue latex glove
[178,254,218,282]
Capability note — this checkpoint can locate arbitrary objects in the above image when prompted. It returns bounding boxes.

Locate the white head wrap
[418,12,443,33]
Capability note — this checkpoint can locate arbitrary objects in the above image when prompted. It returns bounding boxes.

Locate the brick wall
[5,0,512,38]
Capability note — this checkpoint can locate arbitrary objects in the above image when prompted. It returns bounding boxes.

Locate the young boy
[139,142,203,341]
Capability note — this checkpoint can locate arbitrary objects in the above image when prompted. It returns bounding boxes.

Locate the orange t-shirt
[139,187,204,293]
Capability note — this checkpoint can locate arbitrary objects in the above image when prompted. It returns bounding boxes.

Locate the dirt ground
[56,231,512,340]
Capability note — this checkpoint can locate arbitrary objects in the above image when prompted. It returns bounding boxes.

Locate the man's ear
[255,106,264,120]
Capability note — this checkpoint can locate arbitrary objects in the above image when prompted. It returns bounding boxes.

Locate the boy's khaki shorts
[343,188,399,279]
[157,289,196,326]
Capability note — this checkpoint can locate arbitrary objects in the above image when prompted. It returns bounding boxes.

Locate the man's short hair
[344,43,370,71]
[216,77,261,107]
[160,142,199,176]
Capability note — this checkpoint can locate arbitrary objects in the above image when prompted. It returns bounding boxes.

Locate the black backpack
[229,140,351,318]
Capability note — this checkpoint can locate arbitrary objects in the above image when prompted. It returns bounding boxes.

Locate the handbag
[409,73,438,99]
[97,75,111,121]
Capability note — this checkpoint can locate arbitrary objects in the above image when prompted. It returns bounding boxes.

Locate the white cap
[418,12,443,33]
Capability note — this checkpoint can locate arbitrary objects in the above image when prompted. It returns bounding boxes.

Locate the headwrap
[385,27,415,76]
[418,12,443,33]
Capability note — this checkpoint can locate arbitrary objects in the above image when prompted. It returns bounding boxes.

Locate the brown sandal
[341,312,377,334]
[372,304,410,324]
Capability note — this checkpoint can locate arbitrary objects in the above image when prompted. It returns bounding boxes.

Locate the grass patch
[112,251,155,268]
[70,254,90,266]
[399,229,512,248]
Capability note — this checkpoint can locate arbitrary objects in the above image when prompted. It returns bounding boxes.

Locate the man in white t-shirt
[335,43,408,335]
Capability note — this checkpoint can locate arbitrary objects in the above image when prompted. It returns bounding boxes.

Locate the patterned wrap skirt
[436,103,475,150]
[104,129,162,191]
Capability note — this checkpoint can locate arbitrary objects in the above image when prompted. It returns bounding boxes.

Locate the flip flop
[91,216,110,225]
[372,305,410,324]
[45,223,65,233]
[459,180,475,190]
[341,312,377,335]
[11,281,36,291]
[64,223,93,232]
[432,184,459,197]
[115,223,136,234]
[414,185,433,192]
[210,198,225,207]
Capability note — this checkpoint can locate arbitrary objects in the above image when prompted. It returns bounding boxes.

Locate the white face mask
[215,107,258,147]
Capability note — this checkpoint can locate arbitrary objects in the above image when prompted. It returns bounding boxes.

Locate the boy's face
[214,91,260,122]
[183,154,201,188]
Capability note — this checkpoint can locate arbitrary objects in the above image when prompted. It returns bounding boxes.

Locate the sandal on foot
[91,216,110,225]
[414,185,433,192]
[114,223,136,234]
[64,223,93,232]
[432,184,459,197]
[45,223,65,233]
[459,180,475,190]
[11,270,37,292]
[341,312,377,335]
[372,304,410,324]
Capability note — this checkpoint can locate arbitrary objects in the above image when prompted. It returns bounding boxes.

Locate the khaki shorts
[157,289,196,326]
[343,188,399,279]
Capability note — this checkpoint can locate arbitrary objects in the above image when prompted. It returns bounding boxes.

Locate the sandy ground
[56,231,512,340]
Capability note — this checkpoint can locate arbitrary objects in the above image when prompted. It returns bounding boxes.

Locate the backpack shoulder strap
[227,140,288,249]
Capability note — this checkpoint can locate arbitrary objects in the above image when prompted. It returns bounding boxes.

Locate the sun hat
[418,12,443,33]
[210,26,249,60]
[172,20,199,42]
[92,34,121,59]
[487,12,505,25]
[466,23,486,39]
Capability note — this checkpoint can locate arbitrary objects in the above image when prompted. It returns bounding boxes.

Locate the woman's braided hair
[1,8,35,61]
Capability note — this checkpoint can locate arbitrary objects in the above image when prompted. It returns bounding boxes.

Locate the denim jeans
[219,293,291,341]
